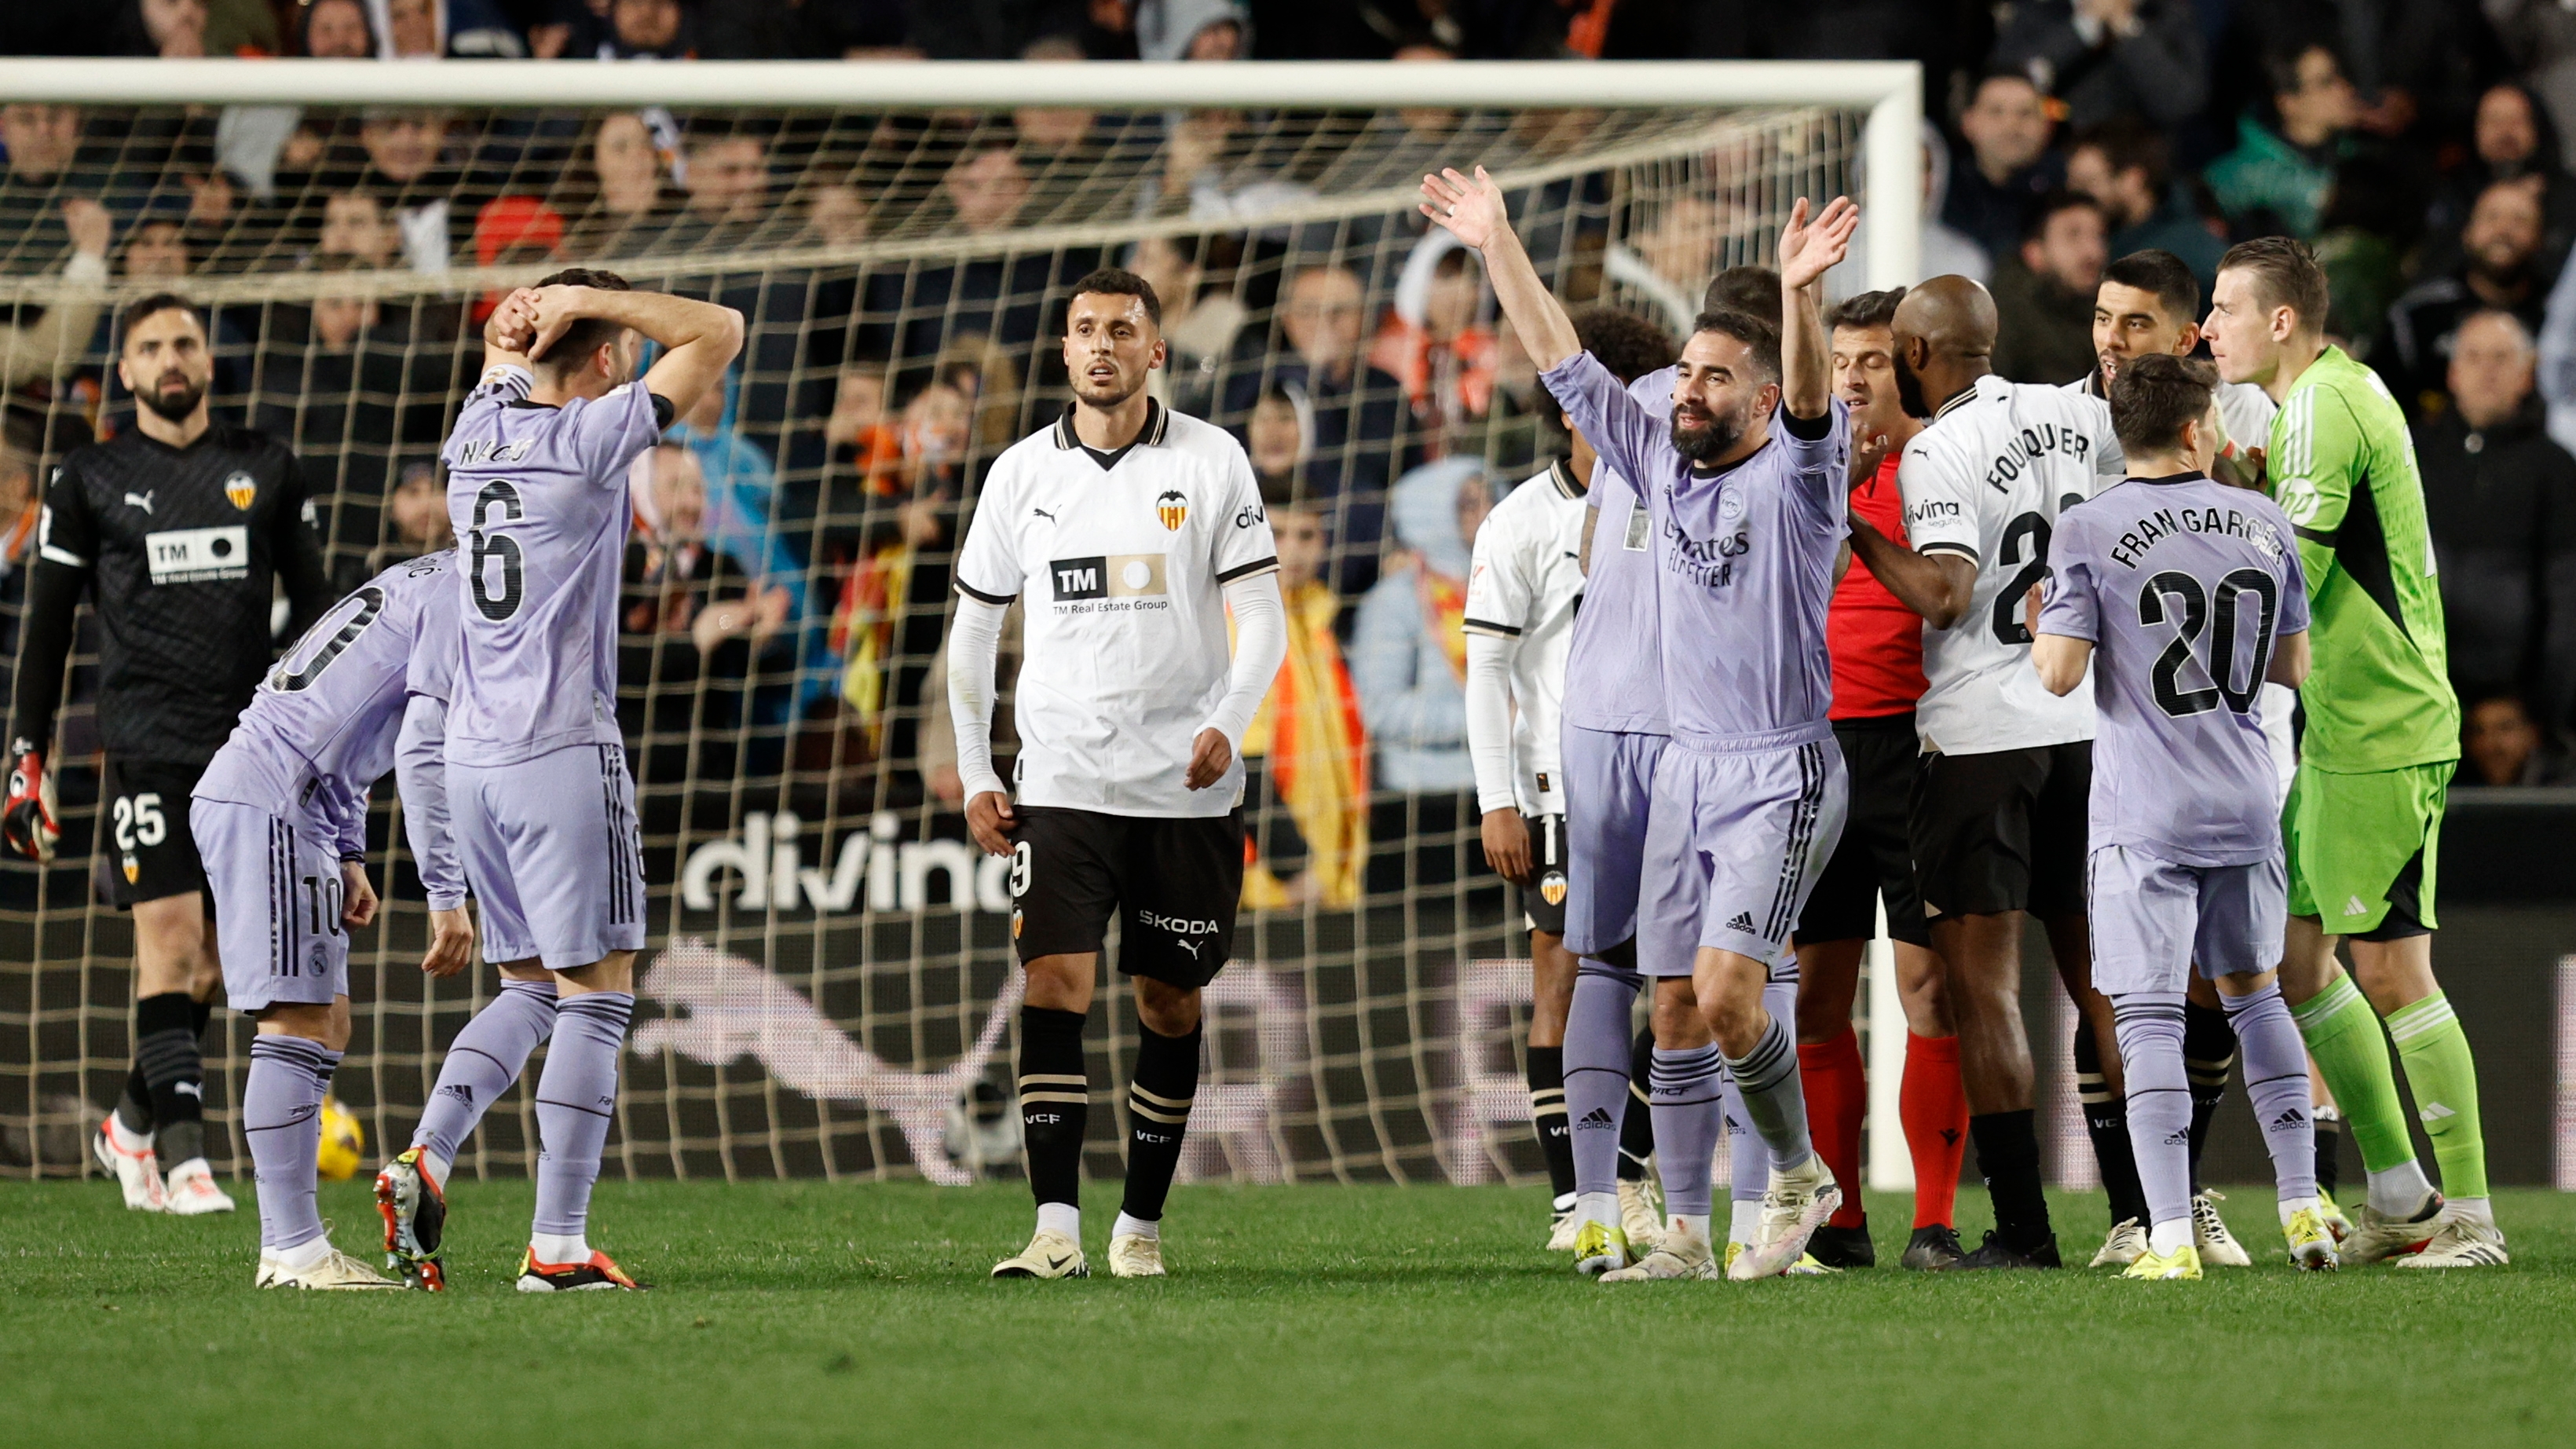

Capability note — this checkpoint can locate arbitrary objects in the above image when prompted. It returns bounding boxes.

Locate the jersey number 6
[469,481,525,623]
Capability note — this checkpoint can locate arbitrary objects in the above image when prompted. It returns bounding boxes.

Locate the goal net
[0,60,1948,1189]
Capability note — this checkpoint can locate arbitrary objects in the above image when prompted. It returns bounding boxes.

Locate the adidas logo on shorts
[1725,912,1757,934]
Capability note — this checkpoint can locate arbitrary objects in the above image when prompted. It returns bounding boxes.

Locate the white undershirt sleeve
[946,594,1012,803]
[1464,630,1519,815]
[1202,571,1287,754]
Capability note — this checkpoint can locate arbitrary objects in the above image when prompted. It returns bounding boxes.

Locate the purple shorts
[1637,730,1847,977]
[448,742,646,970]
[192,796,349,1014]
[1561,725,1667,961]
[2086,846,2285,994]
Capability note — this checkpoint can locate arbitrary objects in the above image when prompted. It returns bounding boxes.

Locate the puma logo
[1175,939,1205,961]
[1032,507,1059,522]
[123,490,154,514]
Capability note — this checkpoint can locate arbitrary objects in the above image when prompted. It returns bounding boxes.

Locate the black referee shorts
[1795,712,1930,947]
[1008,805,1244,990]
[1909,740,2091,924]
[94,756,212,909]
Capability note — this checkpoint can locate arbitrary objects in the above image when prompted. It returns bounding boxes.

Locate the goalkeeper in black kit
[5,294,332,1216]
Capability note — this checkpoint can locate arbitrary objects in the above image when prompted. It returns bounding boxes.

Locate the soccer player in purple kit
[1423,166,1859,1281]
[2031,353,2337,1278]
[190,550,474,1288]
[377,273,741,1292]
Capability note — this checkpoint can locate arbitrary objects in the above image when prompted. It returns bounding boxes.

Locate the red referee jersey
[1829,451,1928,719]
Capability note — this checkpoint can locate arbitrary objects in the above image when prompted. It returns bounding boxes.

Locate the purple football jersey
[1561,367,1678,737]
[440,364,665,767]
[2039,472,2311,866]
[195,550,462,857]
[1542,353,1850,746]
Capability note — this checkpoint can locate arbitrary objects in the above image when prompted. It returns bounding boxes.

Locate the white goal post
[0,58,1921,295]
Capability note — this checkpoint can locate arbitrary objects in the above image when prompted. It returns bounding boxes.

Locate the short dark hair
[122,291,204,340]
[1570,306,1678,386]
[1703,267,1780,330]
[1691,307,1782,384]
[2070,116,2172,198]
[1824,287,1905,332]
[2101,249,2199,322]
[2108,353,2217,459]
[2262,42,2339,101]
[2022,188,2105,245]
[531,266,634,372]
[1066,266,1162,328]
[2216,235,2329,333]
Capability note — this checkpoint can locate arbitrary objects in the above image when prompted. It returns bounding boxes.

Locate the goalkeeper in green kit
[2201,237,2502,1268]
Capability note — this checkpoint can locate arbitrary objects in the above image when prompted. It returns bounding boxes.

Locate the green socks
[2386,992,2488,1200]
[2289,975,2416,1175]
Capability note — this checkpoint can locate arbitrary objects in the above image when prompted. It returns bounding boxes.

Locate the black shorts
[1520,811,1568,936]
[1008,806,1244,990]
[1909,740,2090,923]
[1797,712,1931,946]
[94,756,211,908]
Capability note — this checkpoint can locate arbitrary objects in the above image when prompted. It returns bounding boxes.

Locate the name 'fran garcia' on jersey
[2105,499,2290,571]
[1981,421,2094,493]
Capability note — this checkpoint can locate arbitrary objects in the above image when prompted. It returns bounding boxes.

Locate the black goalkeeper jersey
[8,422,333,767]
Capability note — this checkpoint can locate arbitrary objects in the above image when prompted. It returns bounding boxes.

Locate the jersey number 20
[272,586,386,692]
[2138,568,2278,718]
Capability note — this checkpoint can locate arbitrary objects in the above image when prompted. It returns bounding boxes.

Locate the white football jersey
[1898,373,2113,756]
[2068,371,2278,477]
[953,401,1279,818]
[1464,459,1587,815]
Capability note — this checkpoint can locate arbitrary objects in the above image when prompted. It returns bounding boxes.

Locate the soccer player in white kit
[192,551,471,1288]
[1464,396,1590,1238]
[1845,276,2115,1269]
[386,271,741,1292]
[949,269,1286,1282]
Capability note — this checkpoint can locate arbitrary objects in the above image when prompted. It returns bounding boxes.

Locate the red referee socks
[1798,1028,1868,1229]
[1901,1033,1969,1229]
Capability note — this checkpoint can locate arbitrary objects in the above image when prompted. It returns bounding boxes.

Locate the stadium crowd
[6,0,2576,913]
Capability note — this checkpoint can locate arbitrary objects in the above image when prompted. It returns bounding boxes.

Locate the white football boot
[1107,1232,1166,1279]
[2392,1209,2508,1269]
[2192,1191,2252,1267]
[161,1158,236,1216]
[257,1243,402,1290]
[93,1118,165,1213]
[2341,1194,2443,1264]
[1729,1154,1840,1281]
[1618,1178,1665,1255]
[2090,1218,2148,1268]
[1599,1220,1717,1282]
[992,1228,1089,1279]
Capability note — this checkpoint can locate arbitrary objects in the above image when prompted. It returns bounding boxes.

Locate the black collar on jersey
[1053,397,1169,467]
[2130,468,2208,487]
[1548,457,1586,499]
[1932,381,1981,423]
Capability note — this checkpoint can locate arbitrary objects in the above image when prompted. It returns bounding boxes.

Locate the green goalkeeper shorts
[2282,760,2453,939]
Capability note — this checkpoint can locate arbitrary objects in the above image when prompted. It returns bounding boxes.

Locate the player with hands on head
[385,267,741,1293]
[8,291,335,1220]
[191,550,469,1289]
[947,267,1286,1282]
[1423,166,1861,1281]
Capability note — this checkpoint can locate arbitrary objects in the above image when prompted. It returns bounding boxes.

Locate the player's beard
[139,371,207,423]
[1670,395,1754,466]
[1892,348,1932,419]
[1070,368,1143,413]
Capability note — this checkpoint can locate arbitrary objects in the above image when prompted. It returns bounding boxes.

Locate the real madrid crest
[224,470,258,511]
[1718,486,1745,521]
[1156,489,1188,530]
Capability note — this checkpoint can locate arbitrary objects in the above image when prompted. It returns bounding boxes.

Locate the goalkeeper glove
[4,740,60,863]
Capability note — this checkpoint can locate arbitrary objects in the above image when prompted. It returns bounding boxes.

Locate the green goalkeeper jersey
[2267,346,2460,771]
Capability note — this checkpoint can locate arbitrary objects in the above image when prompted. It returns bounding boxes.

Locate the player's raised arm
[1778,196,1861,421]
[526,284,746,422]
[1422,166,1579,372]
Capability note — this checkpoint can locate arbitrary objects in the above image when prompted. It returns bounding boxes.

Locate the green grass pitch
[7,1180,2574,1448]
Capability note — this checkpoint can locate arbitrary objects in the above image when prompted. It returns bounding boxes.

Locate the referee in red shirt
[1790,290,1969,1270]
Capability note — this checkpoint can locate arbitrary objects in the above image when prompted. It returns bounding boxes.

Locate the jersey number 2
[1989,512,2051,645]
[469,481,525,622]
[2139,569,2279,718]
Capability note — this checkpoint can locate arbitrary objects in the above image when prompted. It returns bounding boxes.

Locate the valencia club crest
[1156,490,1187,530]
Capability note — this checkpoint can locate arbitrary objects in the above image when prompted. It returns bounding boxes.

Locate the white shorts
[1637,730,1847,976]
[2086,845,2286,995]
[448,743,646,970]
[191,796,349,1014]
